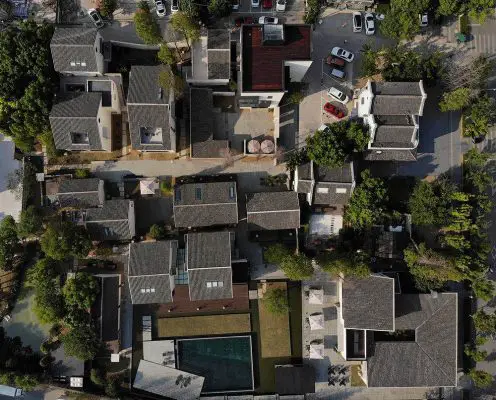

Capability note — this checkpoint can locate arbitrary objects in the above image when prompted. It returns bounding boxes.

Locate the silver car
[88,8,104,29]
[331,47,355,62]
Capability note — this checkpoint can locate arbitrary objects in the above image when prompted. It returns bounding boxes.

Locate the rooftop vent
[262,24,285,45]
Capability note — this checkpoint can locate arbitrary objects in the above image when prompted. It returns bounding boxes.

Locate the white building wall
[284,60,313,82]
[97,104,112,151]
[239,91,284,108]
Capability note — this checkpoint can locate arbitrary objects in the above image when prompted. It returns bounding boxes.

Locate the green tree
[466,0,496,24]
[360,43,378,78]
[319,250,370,278]
[158,44,177,66]
[344,170,387,229]
[464,95,496,138]
[285,148,309,172]
[263,288,289,315]
[74,168,91,179]
[40,223,92,260]
[170,12,200,52]
[90,368,106,387]
[98,0,117,17]
[464,344,488,362]
[472,309,496,335]
[464,148,491,194]
[13,375,38,392]
[264,244,291,264]
[408,179,456,226]
[468,369,494,388]
[208,0,232,17]
[63,325,101,361]
[380,0,429,40]
[148,224,165,240]
[158,66,185,98]
[306,122,369,167]
[439,88,472,112]
[437,0,461,15]
[0,216,19,270]
[17,206,43,238]
[134,1,162,45]
[280,253,313,281]
[105,374,122,398]
[63,272,100,310]
[178,0,199,16]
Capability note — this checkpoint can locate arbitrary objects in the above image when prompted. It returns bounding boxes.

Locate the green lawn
[157,314,251,337]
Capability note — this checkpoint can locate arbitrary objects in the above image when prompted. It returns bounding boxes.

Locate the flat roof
[242,25,311,92]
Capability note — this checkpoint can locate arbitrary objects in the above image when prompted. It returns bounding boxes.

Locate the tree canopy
[408,179,456,226]
[208,0,232,17]
[439,88,472,112]
[344,170,388,229]
[463,95,496,138]
[62,272,100,311]
[40,223,92,260]
[134,1,162,45]
[62,324,101,361]
[0,216,19,271]
[170,12,200,52]
[0,21,56,151]
[264,245,313,280]
[98,0,117,17]
[17,206,43,238]
[319,250,370,278]
[379,0,429,39]
[306,122,369,167]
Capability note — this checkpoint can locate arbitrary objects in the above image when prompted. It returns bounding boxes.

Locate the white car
[155,0,166,16]
[259,16,279,24]
[171,0,179,13]
[88,8,104,28]
[328,87,349,104]
[364,13,375,35]
[232,0,240,10]
[352,12,362,33]
[276,0,286,11]
[330,47,354,62]
[419,13,428,27]
[252,0,260,7]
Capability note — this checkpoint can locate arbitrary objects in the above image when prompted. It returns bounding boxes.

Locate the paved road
[444,15,496,56]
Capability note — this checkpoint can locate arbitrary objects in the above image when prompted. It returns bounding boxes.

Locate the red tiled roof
[242,25,311,92]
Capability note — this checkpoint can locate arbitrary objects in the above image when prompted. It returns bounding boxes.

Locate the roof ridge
[415,294,456,384]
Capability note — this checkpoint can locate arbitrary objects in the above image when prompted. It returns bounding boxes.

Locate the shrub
[148,224,165,240]
[263,288,290,315]
[74,168,91,179]
[90,368,106,387]
[468,369,493,388]
[134,2,162,44]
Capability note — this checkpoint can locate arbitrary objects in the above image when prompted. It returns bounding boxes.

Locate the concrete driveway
[298,11,395,147]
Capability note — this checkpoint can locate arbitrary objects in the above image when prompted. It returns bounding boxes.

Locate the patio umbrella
[309,288,324,305]
[309,313,324,330]
[140,179,158,195]
[309,343,324,359]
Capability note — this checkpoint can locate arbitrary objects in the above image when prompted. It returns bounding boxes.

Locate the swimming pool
[176,335,254,393]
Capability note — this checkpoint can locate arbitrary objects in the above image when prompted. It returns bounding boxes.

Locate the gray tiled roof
[246,192,300,230]
[371,95,424,116]
[173,181,238,228]
[342,275,395,331]
[57,178,102,208]
[313,182,353,205]
[208,50,230,80]
[186,231,233,301]
[50,93,103,151]
[364,149,417,162]
[127,66,172,151]
[372,125,416,148]
[367,293,457,387]
[316,163,353,183]
[50,27,98,73]
[85,200,134,241]
[128,241,177,304]
[208,29,230,49]
[372,82,422,96]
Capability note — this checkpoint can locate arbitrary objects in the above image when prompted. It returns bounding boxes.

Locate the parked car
[155,0,166,16]
[323,103,345,119]
[171,0,179,13]
[330,68,346,80]
[331,47,354,62]
[364,13,375,35]
[262,0,272,8]
[232,0,240,10]
[326,55,345,68]
[235,16,254,26]
[328,87,349,104]
[419,13,428,27]
[352,12,362,33]
[276,0,286,11]
[252,0,260,6]
[259,16,278,24]
[88,8,104,28]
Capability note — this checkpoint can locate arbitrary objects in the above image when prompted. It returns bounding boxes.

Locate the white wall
[284,60,313,83]
[97,103,112,151]
[239,91,284,108]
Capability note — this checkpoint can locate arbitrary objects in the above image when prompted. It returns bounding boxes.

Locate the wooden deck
[156,284,249,317]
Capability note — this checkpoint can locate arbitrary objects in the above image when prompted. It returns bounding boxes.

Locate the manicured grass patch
[157,313,251,337]
[258,282,291,358]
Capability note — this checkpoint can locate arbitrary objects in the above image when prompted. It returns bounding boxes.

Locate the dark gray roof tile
[246,192,300,230]
[58,178,100,193]
[50,28,98,73]
[364,149,417,162]
[371,95,423,116]
[128,66,169,105]
[128,275,173,304]
[129,241,177,276]
[85,200,134,241]
[207,29,230,49]
[372,82,423,96]
[188,268,233,301]
[186,231,232,270]
[208,50,230,80]
[373,125,416,148]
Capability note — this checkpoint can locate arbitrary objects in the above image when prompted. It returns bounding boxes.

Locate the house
[49,92,114,151]
[240,24,312,108]
[189,87,230,158]
[128,241,178,304]
[127,66,176,152]
[187,29,231,85]
[173,180,238,228]
[246,191,300,230]
[186,231,234,301]
[356,81,427,161]
[50,27,107,76]
[84,199,135,241]
[336,275,458,387]
[52,177,105,208]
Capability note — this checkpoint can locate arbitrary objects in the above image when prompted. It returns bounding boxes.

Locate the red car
[323,102,345,119]
[235,16,254,27]
[262,0,273,9]
[325,56,345,68]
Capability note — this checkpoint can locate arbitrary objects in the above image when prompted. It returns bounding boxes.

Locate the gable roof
[50,27,98,73]
[313,163,354,205]
[85,200,134,241]
[364,148,417,162]
[186,231,233,301]
[207,30,231,80]
[242,25,311,92]
[49,93,103,151]
[342,275,395,331]
[128,241,178,304]
[246,191,300,230]
[56,178,103,208]
[370,82,425,116]
[367,293,458,387]
[127,66,173,151]
[173,181,238,228]
[372,125,417,148]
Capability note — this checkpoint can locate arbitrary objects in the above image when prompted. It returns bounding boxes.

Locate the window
[70,61,87,67]
[195,187,202,200]
[71,132,89,145]
[336,188,347,194]
[81,62,87,67]
[141,287,155,293]
[140,126,163,145]
[229,185,235,200]
[206,281,223,288]
[317,187,329,194]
